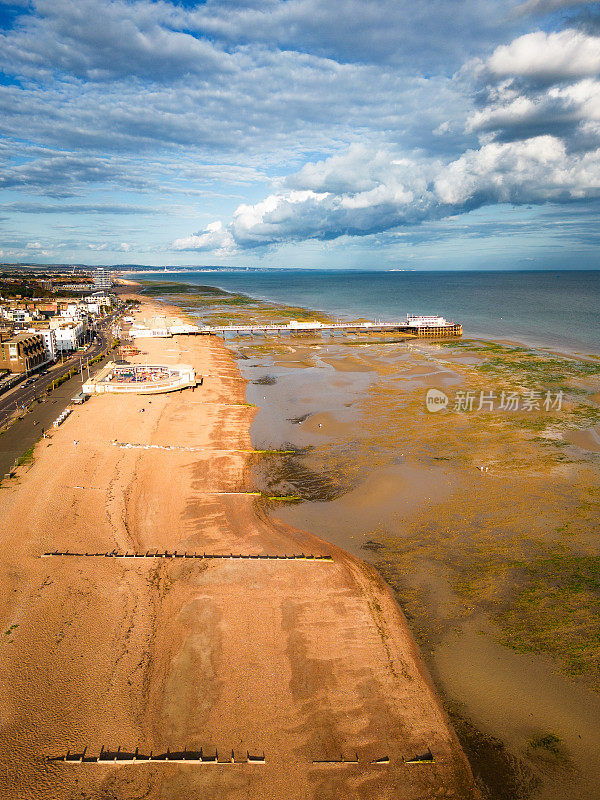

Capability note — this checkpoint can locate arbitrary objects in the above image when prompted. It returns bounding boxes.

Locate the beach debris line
[42,550,334,561]
[64,486,301,500]
[312,749,434,766]
[47,746,266,765]
[110,441,296,454]
[313,752,359,764]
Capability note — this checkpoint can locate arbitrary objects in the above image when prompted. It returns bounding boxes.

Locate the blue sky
[0,0,599,269]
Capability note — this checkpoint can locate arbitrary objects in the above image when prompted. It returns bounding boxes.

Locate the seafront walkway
[0,294,477,800]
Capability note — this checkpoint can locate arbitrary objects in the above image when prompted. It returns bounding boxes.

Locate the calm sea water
[132,270,600,354]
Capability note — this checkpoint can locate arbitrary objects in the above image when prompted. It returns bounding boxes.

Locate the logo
[426,388,448,413]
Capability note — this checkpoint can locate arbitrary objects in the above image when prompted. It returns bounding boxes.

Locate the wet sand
[232,336,600,800]
[0,293,477,799]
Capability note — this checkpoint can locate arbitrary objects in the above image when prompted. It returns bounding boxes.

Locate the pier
[129,316,462,341]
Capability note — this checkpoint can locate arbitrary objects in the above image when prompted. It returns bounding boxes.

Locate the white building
[11,309,34,326]
[83,362,196,394]
[54,322,84,352]
[85,292,112,307]
[65,303,87,320]
[406,315,448,327]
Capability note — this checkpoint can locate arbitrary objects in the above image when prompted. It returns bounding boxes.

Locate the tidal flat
[147,281,600,800]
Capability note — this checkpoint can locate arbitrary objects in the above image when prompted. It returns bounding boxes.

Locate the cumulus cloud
[176,136,600,249]
[462,27,600,151]
[479,29,600,81]
[173,220,235,252]
[468,78,600,145]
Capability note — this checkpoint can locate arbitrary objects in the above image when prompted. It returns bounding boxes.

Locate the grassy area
[16,446,35,466]
[444,339,600,387]
[496,550,600,679]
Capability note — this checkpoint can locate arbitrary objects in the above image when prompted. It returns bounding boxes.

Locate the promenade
[0,293,477,799]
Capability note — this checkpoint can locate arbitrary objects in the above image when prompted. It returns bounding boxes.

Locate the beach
[145,278,600,800]
[0,288,477,799]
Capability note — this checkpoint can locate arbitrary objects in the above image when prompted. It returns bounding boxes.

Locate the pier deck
[130,320,463,340]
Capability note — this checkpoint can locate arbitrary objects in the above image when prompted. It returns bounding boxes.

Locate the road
[0,313,117,432]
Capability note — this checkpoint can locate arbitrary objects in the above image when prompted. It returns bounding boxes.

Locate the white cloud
[176,136,600,249]
[468,78,600,138]
[173,220,235,252]
[0,0,233,82]
[485,30,600,80]
[514,0,591,17]
[434,136,600,204]
[1,2,599,263]
[463,28,600,150]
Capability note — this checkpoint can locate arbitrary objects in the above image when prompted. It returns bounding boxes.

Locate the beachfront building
[54,322,85,353]
[0,332,47,373]
[25,326,58,361]
[37,328,58,361]
[57,283,94,293]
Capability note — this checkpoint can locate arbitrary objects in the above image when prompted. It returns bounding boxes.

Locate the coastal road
[0,315,116,432]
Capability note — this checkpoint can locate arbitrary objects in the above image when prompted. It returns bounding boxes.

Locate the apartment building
[26,326,58,361]
[0,332,47,374]
[93,269,112,290]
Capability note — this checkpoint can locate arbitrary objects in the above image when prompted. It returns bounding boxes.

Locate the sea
[130,269,600,354]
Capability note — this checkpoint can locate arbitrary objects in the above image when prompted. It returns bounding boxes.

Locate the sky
[1,0,600,269]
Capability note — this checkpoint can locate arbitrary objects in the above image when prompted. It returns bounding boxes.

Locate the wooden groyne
[42,550,334,561]
[48,746,433,767]
[48,747,265,765]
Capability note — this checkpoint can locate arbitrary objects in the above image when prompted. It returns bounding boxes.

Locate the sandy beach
[0,290,477,799]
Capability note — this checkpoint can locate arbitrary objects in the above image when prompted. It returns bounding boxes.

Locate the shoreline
[0,287,479,799]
